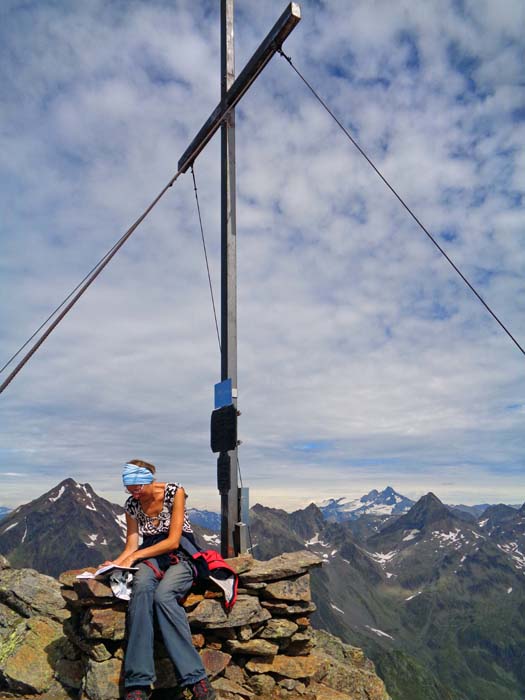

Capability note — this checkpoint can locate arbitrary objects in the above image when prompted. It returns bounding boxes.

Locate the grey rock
[263,574,310,602]
[212,677,255,698]
[279,678,298,690]
[240,551,323,584]
[260,600,316,615]
[283,630,314,656]
[258,618,298,640]
[312,629,372,670]
[188,595,271,629]
[84,656,122,700]
[0,568,69,622]
[238,624,255,641]
[81,606,126,640]
[226,639,279,656]
[247,673,276,696]
[0,616,66,694]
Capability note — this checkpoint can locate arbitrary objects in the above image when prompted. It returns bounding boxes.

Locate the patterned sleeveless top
[124,482,193,536]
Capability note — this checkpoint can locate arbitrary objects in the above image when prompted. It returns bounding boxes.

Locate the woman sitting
[104,459,216,700]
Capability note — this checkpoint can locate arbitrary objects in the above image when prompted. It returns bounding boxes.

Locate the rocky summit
[0,550,390,700]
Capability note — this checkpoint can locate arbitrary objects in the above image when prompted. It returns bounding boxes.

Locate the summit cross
[177,2,301,558]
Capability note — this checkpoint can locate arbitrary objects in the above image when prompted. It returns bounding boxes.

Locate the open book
[76,563,139,579]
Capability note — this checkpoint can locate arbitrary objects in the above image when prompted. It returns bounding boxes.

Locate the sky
[1,0,524,512]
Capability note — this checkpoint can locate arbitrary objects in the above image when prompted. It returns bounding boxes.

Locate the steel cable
[278,48,525,358]
[191,165,222,354]
[0,168,183,394]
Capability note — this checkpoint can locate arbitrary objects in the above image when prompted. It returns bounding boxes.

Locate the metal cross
[177,2,301,558]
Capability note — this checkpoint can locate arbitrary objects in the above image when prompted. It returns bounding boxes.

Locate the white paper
[76,564,139,579]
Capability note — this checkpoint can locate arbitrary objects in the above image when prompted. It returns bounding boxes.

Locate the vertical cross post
[220,0,239,558]
[177,3,301,559]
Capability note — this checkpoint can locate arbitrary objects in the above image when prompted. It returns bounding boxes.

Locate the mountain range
[318,486,415,521]
[249,493,525,700]
[1,481,525,699]
[0,478,215,577]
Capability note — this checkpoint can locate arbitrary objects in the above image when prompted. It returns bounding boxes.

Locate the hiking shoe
[171,686,188,700]
[124,687,151,700]
[188,677,216,700]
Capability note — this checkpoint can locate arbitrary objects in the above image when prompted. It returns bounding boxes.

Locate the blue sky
[1,0,524,511]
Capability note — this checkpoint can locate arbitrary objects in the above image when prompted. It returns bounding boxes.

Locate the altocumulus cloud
[0,0,524,510]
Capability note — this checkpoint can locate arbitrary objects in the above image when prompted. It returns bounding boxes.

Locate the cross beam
[178,3,301,173]
[178,2,301,558]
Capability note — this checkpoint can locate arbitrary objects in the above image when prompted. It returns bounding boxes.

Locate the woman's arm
[101,513,139,567]
[118,487,186,567]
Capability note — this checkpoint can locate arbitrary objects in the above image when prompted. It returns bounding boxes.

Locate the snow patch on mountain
[497,542,525,570]
[366,625,394,640]
[318,487,414,522]
[49,486,65,502]
[202,533,221,547]
[304,533,330,548]
[367,550,398,566]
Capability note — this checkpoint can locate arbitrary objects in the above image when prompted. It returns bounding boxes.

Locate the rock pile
[0,552,390,700]
[0,555,76,699]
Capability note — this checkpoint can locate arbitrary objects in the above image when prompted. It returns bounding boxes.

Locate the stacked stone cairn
[0,552,390,700]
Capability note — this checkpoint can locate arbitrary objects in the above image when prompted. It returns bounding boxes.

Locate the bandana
[122,463,154,486]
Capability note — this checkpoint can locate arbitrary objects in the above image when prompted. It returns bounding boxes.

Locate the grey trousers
[124,558,207,688]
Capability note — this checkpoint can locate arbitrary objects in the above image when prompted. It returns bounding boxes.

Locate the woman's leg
[154,560,208,687]
[125,561,159,688]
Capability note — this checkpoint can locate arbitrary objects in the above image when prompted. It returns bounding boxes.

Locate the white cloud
[0,0,523,511]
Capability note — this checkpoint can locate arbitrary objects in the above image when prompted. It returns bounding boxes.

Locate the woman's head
[127,459,156,475]
[122,459,156,492]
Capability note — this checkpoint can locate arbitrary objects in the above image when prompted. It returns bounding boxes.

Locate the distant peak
[400,492,452,527]
[421,492,443,505]
[56,477,78,488]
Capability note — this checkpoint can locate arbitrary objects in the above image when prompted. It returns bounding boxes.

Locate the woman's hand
[119,554,137,569]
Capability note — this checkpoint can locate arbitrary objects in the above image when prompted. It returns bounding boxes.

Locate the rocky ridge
[0,551,389,700]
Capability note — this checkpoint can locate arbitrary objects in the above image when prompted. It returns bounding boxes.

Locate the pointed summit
[377,492,456,537]
[400,492,452,529]
[290,503,325,539]
[0,479,126,576]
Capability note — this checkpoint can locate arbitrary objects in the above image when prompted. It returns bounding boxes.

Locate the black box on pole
[211,404,237,453]
[217,452,231,495]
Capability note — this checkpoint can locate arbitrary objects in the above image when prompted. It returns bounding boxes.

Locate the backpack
[180,535,239,610]
[141,533,239,611]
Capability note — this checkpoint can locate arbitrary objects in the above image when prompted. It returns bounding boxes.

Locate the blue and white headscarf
[122,462,155,486]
